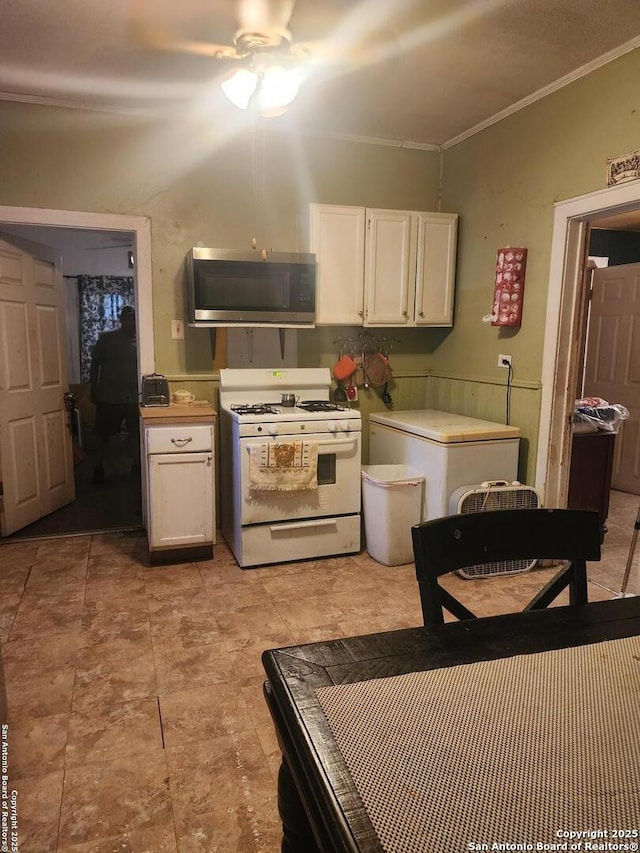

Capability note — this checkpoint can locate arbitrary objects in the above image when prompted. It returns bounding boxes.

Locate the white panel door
[364,209,414,326]
[0,233,75,535]
[584,262,640,495]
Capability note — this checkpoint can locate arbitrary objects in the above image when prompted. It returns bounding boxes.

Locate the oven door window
[317,451,336,486]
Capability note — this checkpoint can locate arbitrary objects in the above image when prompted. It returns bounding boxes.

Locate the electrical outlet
[171,319,184,340]
[498,354,512,368]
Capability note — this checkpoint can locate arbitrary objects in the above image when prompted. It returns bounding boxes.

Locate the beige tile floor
[1,490,638,852]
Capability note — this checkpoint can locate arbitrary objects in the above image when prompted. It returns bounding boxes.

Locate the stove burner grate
[231,404,279,415]
[298,400,346,413]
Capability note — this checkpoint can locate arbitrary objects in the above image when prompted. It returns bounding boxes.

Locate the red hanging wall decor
[491,247,527,327]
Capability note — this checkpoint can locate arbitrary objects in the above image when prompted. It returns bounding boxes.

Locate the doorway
[0,206,153,540]
[537,180,640,512]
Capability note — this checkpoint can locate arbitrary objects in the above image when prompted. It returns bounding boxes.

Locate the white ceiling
[2,0,640,148]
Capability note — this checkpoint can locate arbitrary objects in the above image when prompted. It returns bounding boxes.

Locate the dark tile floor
[1,490,638,851]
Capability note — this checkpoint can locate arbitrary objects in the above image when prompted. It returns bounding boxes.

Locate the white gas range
[219,368,362,568]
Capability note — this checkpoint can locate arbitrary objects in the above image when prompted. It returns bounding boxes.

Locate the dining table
[262,595,640,853]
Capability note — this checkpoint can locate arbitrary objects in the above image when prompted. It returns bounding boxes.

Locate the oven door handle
[315,438,358,449]
[246,438,358,451]
[270,519,338,532]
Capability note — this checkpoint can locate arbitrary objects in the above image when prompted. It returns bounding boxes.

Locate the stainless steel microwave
[186,248,316,327]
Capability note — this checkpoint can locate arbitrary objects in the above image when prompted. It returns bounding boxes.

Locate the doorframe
[0,206,154,375]
[536,180,640,507]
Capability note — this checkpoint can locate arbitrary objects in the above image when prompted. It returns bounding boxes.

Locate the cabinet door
[148,452,214,549]
[414,213,458,326]
[310,204,365,325]
[364,209,415,326]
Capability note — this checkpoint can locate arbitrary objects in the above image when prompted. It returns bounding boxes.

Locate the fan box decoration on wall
[607,149,640,186]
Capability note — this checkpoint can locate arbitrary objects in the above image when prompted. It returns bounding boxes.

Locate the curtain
[78,275,135,382]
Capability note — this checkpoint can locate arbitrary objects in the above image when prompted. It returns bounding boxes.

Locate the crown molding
[0,89,442,150]
[293,128,439,151]
[0,90,173,119]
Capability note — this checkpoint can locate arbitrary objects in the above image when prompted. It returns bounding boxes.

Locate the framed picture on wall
[607,149,640,186]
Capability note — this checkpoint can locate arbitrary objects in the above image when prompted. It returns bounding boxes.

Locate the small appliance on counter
[141,373,170,407]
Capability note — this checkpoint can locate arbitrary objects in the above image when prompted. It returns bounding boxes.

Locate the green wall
[438,47,640,482]
[0,101,441,380]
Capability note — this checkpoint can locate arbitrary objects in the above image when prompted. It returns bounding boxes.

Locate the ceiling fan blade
[130,0,239,58]
[237,0,297,35]
[149,36,238,59]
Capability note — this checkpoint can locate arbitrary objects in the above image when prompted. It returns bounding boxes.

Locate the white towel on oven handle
[248,441,319,491]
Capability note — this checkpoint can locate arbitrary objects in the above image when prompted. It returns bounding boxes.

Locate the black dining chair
[411,508,601,628]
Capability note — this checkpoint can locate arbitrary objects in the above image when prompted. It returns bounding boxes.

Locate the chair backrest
[411,508,601,628]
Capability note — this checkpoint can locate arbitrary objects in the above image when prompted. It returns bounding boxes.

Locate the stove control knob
[327,422,337,433]
[268,424,278,436]
[340,421,351,432]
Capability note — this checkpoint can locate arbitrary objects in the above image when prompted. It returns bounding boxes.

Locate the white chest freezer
[368,409,520,521]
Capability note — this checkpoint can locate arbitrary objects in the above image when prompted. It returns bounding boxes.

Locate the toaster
[141,373,170,407]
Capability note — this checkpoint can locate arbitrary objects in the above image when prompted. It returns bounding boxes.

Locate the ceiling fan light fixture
[259,65,302,112]
[221,59,304,116]
[221,67,258,109]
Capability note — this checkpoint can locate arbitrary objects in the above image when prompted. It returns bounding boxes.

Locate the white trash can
[361,465,425,566]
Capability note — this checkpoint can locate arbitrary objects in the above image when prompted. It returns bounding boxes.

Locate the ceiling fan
[132,0,321,114]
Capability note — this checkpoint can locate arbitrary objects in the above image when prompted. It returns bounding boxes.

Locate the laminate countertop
[139,403,217,424]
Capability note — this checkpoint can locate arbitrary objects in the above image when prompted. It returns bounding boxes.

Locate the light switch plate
[171,320,184,340]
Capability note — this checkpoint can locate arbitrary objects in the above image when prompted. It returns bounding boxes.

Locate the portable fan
[448,479,542,579]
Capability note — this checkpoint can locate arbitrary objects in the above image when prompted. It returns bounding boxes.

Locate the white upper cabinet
[364,209,415,325]
[310,204,366,325]
[310,203,457,327]
[414,212,458,326]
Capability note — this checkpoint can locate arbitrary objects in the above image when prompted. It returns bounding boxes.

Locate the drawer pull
[170,437,193,447]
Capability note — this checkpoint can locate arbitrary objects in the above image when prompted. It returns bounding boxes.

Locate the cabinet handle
[419,311,425,317]
[402,310,408,317]
[358,309,364,317]
[170,437,193,447]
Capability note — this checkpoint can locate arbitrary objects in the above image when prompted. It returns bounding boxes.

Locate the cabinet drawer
[146,424,213,454]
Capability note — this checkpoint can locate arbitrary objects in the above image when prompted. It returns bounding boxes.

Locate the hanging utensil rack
[333,332,400,356]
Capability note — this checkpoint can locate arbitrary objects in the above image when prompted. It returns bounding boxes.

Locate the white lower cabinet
[142,417,215,562]
[148,451,213,549]
[310,203,458,327]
